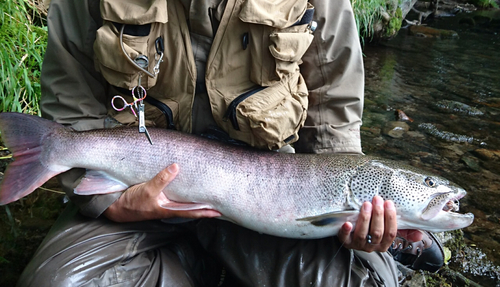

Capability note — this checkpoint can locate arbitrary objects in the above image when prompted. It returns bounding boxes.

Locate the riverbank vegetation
[0,0,46,115]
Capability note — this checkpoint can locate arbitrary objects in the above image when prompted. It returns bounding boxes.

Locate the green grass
[351,0,403,42]
[352,0,386,41]
[0,0,47,115]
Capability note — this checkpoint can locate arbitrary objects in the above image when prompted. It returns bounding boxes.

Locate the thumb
[145,163,179,196]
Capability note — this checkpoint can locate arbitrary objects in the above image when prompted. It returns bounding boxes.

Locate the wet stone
[382,121,410,138]
[487,215,500,224]
[361,126,381,138]
[400,271,426,287]
[460,155,481,172]
[441,144,467,159]
[406,131,425,138]
[473,148,500,161]
[408,25,459,39]
[434,100,484,116]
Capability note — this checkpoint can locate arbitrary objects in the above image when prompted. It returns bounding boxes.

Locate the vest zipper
[223,86,265,130]
[143,95,176,130]
[113,86,175,129]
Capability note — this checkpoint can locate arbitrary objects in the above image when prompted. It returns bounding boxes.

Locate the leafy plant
[351,0,386,41]
[475,0,499,8]
[0,0,47,115]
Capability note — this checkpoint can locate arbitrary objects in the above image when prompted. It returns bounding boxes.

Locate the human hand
[337,196,422,252]
[103,163,222,222]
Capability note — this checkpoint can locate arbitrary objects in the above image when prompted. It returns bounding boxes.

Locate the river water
[361,10,500,285]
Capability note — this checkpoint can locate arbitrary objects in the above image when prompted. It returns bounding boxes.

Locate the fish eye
[425,177,436,187]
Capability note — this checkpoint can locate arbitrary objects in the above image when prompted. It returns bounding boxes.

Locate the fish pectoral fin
[160,201,215,211]
[74,170,129,195]
[296,210,359,226]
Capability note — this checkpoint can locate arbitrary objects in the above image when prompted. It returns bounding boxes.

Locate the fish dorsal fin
[296,210,359,226]
[74,170,129,195]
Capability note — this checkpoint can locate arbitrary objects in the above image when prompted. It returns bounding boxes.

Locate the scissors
[111,86,153,145]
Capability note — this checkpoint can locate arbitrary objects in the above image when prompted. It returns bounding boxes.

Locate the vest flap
[100,0,168,24]
[238,0,308,28]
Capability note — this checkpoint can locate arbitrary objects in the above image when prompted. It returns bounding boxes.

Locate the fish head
[350,160,474,232]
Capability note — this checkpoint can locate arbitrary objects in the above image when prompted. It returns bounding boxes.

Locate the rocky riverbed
[363,4,500,285]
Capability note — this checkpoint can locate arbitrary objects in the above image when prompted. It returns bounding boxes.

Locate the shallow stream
[361,9,500,285]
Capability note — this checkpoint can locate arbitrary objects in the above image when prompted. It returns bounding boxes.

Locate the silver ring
[366,235,372,244]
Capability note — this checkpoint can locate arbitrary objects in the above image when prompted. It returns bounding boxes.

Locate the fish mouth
[418,188,474,231]
[421,188,469,221]
[441,192,464,212]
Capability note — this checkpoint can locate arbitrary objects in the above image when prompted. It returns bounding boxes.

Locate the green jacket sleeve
[295,0,364,155]
[41,0,121,218]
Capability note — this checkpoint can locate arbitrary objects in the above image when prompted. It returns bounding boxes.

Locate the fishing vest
[93,0,315,150]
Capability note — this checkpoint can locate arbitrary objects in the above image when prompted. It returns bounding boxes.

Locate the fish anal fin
[297,210,359,227]
[160,201,215,211]
[74,170,129,195]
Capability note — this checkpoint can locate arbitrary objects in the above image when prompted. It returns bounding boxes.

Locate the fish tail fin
[0,113,67,204]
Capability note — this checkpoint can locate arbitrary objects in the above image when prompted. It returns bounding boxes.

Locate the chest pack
[93,0,316,150]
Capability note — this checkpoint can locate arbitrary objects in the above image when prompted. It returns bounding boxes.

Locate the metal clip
[138,103,153,145]
[153,37,164,75]
[153,53,163,75]
[309,21,318,33]
[134,55,149,69]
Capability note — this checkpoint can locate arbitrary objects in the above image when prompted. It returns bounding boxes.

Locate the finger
[398,229,423,242]
[368,196,385,245]
[146,163,179,196]
[352,201,372,247]
[338,222,354,245]
[380,200,397,250]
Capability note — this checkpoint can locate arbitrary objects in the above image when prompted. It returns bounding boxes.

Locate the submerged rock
[418,123,486,145]
[408,25,459,39]
[461,155,481,171]
[473,148,500,161]
[434,100,484,116]
[383,121,410,138]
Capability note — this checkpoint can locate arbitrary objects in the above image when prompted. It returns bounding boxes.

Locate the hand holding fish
[338,197,423,252]
[103,163,222,222]
[338,196,396,252]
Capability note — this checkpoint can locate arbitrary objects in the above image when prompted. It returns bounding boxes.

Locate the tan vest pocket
[269,27,314,79]
[221,80,308,150]
[223,2,314,149]
[94,0,167,90]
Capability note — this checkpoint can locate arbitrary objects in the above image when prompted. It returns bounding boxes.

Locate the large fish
[0,113,473,239]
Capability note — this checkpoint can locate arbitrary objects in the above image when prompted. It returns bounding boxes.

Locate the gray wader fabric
[17,203,398,287]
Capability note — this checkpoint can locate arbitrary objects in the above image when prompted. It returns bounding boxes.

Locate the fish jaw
[398,187,474,232]
[398,210,474,232]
